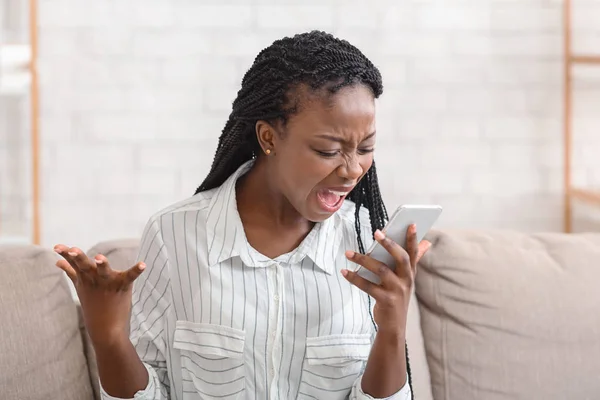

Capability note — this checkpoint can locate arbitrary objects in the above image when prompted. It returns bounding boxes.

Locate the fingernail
[341,269,349,277]
[54,248,62,254]
[374,229,385,240]
[95,258,104,264]
[67,252,78,257]
[345,250,355,258]
[138,263,146,270]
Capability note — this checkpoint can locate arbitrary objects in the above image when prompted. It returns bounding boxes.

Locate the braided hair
[194,30,414,397]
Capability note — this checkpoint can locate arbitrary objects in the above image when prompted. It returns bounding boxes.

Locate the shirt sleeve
[100,364,166,400]
[100,218,172,400]
[349,374,412,400]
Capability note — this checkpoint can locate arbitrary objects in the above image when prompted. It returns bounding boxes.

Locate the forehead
[285,84,376,138]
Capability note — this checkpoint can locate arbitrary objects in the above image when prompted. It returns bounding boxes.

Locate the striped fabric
[101,160,411,400]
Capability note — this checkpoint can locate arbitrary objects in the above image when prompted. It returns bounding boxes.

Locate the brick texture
[5,0,600,248]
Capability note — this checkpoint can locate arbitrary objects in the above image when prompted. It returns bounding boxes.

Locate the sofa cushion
[0,245,95,400]
[416,230,600,400]
[406,290,434,400]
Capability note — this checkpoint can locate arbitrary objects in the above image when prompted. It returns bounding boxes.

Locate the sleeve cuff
[100,363,158,400]
[353,373,412,400]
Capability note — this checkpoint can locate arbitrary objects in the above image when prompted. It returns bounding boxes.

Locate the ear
[255,120,277,155]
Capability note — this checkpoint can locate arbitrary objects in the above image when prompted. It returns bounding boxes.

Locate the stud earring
[265,149,271,155]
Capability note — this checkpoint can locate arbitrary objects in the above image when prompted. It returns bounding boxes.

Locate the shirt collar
[205,160,343,275]
[205,160,253,267]
[297,215,343,275]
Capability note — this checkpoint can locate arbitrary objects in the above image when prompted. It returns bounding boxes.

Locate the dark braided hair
[194,30,414,398]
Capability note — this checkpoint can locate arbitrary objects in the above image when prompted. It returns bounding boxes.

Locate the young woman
[54,30,430,400]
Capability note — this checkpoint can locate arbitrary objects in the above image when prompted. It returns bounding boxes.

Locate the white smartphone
[354,204,443,285]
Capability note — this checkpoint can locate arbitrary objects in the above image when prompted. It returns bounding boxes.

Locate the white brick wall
[26,0,600,249]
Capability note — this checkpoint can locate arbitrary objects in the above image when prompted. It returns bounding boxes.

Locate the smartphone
[354,204,443,285]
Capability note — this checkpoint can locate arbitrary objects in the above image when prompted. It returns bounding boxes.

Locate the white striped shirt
[101,160,411,400]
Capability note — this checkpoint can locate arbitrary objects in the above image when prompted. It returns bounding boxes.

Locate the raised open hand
[54,244,145,347]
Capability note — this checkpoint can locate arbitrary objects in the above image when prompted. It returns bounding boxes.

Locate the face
[256,84,377,222]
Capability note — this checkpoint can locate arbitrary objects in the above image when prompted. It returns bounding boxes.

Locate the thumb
[56,259,77,283]
[416,240,432,263]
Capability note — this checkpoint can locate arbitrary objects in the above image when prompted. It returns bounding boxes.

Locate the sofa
[1,230,599,400]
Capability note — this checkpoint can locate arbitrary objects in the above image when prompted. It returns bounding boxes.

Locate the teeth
[329,190,347,196]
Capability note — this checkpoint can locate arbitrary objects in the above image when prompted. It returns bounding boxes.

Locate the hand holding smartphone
[354,204,442,285]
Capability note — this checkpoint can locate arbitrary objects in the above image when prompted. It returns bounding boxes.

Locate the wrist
[91,331,131,353]
[375,327,406,345]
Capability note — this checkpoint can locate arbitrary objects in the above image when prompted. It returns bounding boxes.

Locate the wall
[35,0,600,250]
[1,0,33,242]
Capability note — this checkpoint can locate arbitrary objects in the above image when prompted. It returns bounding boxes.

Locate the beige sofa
[1,230,599,400]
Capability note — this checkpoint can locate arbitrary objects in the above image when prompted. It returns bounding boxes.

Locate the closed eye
[315,150,338,158]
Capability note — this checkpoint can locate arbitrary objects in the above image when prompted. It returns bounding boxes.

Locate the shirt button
[273,294,279,302]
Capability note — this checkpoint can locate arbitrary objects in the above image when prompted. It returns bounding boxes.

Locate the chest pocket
[298,333,372,400]
[173,321,246,400]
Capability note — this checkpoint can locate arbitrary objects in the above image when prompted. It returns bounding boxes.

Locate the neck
[236,158,312,232]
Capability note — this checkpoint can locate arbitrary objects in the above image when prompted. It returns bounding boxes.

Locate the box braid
[193,30,414,398]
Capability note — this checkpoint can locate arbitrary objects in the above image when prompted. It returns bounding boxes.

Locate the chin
[304,198,343,222]
[306,212,334,223]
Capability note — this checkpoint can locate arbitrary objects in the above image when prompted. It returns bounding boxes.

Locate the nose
[337,154,363,182]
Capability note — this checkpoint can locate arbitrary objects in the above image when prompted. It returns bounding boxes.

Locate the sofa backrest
[0,245,96,400]
[418,229,600,400]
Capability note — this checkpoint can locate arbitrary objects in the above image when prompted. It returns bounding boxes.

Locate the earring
[265,149,271,155]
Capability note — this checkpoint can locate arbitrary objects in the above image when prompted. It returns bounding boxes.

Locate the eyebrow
[315,132,376,143]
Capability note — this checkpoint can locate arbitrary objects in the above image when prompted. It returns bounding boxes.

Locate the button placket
[267,262,284,397]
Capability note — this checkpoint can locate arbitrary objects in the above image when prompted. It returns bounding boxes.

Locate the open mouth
[316,188,350,211]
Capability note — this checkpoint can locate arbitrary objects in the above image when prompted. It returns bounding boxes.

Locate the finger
[341,268,385,298]
[54,244,81,273]
[94,254,111,278]
[405,224,419,270]
[123,262,146,284]
[416,240,432,263]
[56,259,77,283]
[372,230,412,280]
[54,244,70,253]
[413,241,431,278]
[66,247,96,273]
[345,250,397,287]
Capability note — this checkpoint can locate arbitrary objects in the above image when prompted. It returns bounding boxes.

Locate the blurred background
[1,0,599,251]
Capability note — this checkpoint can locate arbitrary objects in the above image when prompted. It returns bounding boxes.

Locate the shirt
[101,160,411,400]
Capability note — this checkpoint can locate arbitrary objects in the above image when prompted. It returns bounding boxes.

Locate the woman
[54,30,430,400]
